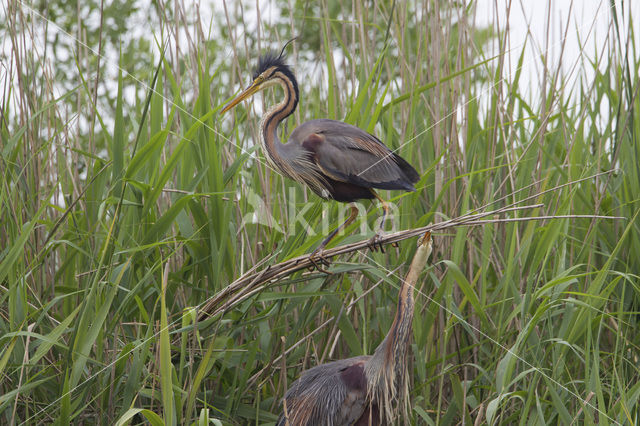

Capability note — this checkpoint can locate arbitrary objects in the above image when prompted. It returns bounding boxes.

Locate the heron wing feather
[292,119,419,191]
[277,356,371,425]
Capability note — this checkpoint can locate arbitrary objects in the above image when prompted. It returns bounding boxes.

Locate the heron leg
[309,204,359,270]
[369,191,389,252]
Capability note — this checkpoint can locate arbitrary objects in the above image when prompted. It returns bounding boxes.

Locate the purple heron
[276,232,433,425]
[221,46,420,260]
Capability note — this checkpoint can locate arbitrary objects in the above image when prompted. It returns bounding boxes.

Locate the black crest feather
[252,51,290,80]
[252,37,298,80]
[250,39,299,115]
[251,40,299,107]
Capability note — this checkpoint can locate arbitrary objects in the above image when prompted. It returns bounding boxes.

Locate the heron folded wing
[294,119,419,191]
[278,357,370,425]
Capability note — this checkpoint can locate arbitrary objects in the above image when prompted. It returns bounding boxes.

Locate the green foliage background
[1,0,638,424]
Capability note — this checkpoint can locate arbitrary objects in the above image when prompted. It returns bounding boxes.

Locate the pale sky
[475,0,640,101]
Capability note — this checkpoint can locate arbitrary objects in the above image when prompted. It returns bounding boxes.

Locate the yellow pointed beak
[220,80,263,115]
[418,231,431,247]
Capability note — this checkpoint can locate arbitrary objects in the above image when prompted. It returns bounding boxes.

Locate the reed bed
[1,1,638,424]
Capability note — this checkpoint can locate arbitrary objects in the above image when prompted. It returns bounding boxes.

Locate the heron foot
[308,248,332,274]
[368,232,386,253]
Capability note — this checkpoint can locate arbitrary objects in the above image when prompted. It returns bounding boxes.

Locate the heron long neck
[259,74,299,172]
[371,247,427,374]
[365,242,432,422]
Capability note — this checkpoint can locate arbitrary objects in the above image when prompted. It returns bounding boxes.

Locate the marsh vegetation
[1,1,638,424]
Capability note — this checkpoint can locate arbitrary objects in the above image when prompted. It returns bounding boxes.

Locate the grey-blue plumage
[221,49,420,255]
[275,233,433,425]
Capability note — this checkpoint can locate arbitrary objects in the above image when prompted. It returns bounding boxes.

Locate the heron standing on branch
[276,231,433,425]
[220,41,420,260]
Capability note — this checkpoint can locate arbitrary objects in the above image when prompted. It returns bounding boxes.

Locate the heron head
[221,41,298,115]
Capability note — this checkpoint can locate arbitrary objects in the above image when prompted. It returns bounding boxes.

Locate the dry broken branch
[197,204,624,321]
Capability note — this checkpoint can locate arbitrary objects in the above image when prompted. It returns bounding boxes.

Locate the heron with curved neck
[277,231,433,425]
[221,41,420,261]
